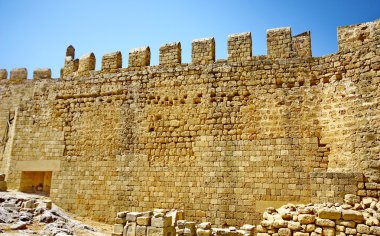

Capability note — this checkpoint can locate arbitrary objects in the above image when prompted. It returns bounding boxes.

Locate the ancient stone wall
[0,18,379,225]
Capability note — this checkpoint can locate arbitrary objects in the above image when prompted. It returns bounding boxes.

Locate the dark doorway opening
[20,171,52,196]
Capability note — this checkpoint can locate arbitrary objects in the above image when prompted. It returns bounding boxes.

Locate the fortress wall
[0,18,378,225]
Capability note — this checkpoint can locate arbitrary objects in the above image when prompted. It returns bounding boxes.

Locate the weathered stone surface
[277,228,291,236]
[1,18,380,227]
[127,212,143,222]
[137,216,151,226]
[318,208,341,219]
[151,216,172,228]
[316,219,335,227]
[298,214,315,224]
[344,194,360,205]
[342,210,364,222]
[147,226,175,236]
[33,68,51,80]
[0,69,7,80]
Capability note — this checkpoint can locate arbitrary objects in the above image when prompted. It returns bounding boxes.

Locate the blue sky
[0,0,379,78]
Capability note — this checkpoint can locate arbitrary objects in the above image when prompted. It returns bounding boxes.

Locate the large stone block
[151,216,172,228]
[318,208,341,220]
[147,226,175,236]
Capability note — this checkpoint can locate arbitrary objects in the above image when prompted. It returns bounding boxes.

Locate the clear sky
[0,0,379,78]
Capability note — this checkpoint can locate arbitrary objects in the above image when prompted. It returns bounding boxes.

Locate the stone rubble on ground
[0,191,101,235]
[112,194,380,236]
[111,209,255,236]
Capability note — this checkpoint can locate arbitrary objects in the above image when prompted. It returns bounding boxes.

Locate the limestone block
[78,53,96,72]
[335,225,344,232]
[137,216,151,226]
[344,194,360,206]
[298,214,315,224]
[114,224,124,234]
[116,217,127,224]
[0,69,7,80]
[293,232,308,236]
[370,226,380,235]
[10,68,27,82]
[273,219,287,228]
[322,227,335,236]
[305,224,315,232]
[126,222,137,236]
[33,68,51,80]
[345,227,356,234]
[197,222,211,230]
[196,229,211,236]
[166,209,183,226]
[151,216,172,228]
[287,221,301,231]
[136,225,146,236]
[277,228,291,236]
[342,210,364,222]
[336,220,356,228]
[147,226,175,236]
[318,208,341,220]
[316,219,335,227]
[128,47,150,67]
[127,212,143,222]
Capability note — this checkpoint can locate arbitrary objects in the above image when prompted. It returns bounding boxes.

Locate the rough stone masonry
[0,18,379,225]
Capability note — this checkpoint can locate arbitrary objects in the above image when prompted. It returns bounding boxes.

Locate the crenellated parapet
[78,53,96,74]
[10,68,27,83]
[159,42,181,65]
[129,47,150,67]
[33,68,52,80]
[0,69,7,81]
[227,32,252,62]
[192,37,215,64]
[267,27,292,58]
[102,51,122,71]
[5,18,376,82]
[292,31,312,58]
[338,18,380,52]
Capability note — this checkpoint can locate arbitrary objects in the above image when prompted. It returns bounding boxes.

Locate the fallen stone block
[151,216,172,228]
[298,214,316,224]
[137,216,151,226]
[342,210,364,222]
[136,225,147,236]
[127,212,143,222]
[318,208,341,220]
[147,226,176,236]
[316,218,335,227]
